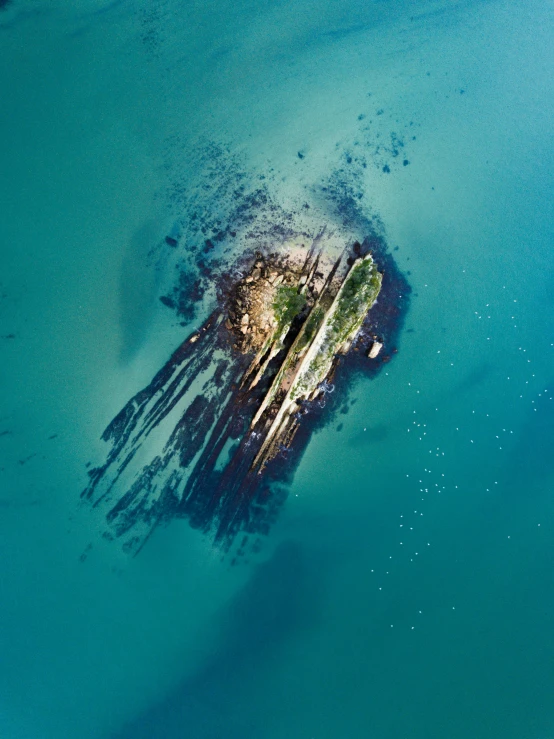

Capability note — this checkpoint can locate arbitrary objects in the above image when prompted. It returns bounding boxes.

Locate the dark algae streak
[81,152,411,559]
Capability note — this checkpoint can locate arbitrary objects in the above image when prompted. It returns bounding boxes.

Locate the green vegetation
[329,258,382,344]
[252,255,382,435]
[249,285,310,424]
[289,256,382,402]
[251,254,383,466]
[273,285,306,333]
[295,305,325,353]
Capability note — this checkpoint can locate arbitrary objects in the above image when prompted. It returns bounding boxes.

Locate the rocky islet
[81,233,408,558]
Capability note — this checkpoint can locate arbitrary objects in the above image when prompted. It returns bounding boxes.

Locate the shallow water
[1,0,553,737]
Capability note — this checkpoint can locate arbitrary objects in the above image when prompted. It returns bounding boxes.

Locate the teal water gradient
[1,1,553,737]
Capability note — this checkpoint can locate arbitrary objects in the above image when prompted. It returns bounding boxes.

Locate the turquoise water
[1,0,553,737]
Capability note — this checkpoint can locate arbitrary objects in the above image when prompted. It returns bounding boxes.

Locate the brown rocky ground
[227,253,301,352]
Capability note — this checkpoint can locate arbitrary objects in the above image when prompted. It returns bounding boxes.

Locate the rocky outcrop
[368,340,383,359]
[81,237,409,559]
[230,248,382,471]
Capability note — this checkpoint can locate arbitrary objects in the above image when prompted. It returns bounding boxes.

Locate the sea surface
[1,0,553,737]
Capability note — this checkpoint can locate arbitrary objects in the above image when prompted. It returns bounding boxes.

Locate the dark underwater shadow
[452,362,492,395]
[502,380,554,496]
[111,539,323,739]
[118,219,167,364]
[348,423,389,447]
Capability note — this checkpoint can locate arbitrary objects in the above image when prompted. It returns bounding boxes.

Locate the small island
[81,235,407,559]
[226,245,382,471]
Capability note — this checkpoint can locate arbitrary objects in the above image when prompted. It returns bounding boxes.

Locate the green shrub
[273,285,306,332]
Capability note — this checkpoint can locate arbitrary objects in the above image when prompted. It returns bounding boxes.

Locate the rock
[368,341,383,359]
[159,295,176,309]
[251,268,262,280]
[225,319,233,330]
[274,275,284,286]
[241,313,250,326]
